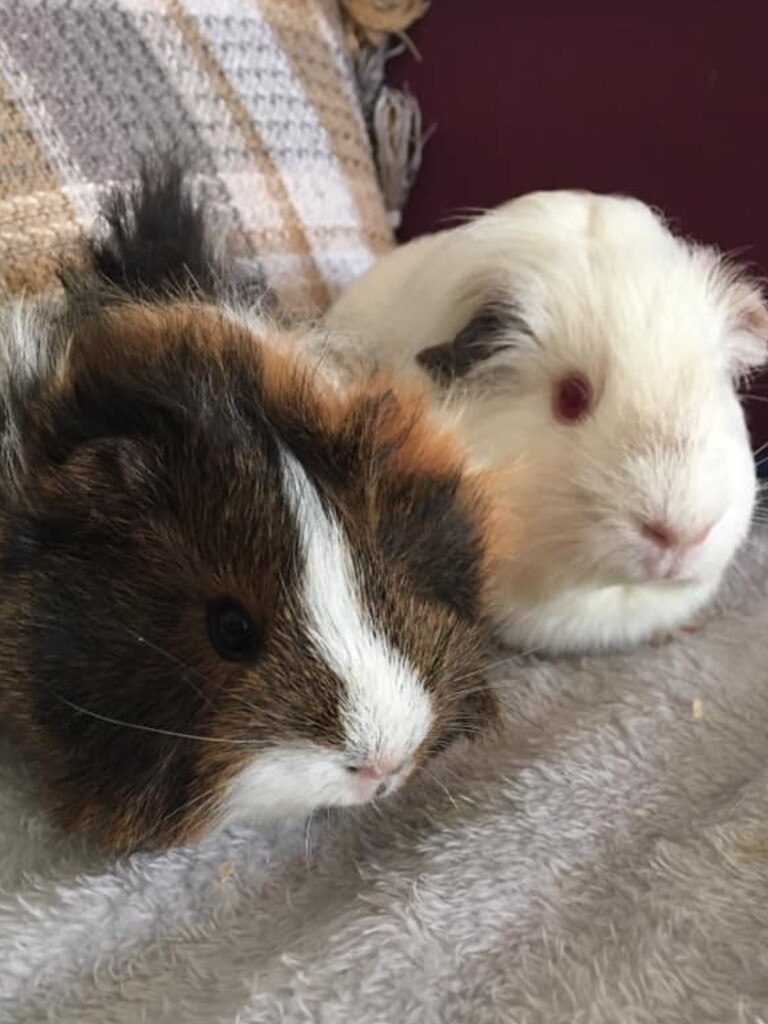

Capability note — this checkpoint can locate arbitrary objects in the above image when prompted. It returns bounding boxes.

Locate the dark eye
[207,599,263,662]
[553,373,592,423]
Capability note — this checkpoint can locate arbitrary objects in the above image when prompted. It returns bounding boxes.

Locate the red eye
[553,373,592,423]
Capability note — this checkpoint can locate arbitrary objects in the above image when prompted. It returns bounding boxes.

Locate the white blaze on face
[221,448,435,828]
[279,448,434,764]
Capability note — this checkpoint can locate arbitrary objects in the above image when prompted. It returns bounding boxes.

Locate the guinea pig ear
[56,436,158,505]
[4,437,157,570]
[31,361,168,509]
[724,278,768,378]
[416,301,532,386]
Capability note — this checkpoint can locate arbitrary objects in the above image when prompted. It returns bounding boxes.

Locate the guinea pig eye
[207,599,263,662]
[553,373,592,423]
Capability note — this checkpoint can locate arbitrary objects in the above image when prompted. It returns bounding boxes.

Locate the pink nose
[346,760,405,798]
[347,760,403,783]
[641,520,713,551]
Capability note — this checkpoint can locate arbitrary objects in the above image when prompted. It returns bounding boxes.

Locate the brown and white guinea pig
[326,190,768,654]
[0,163,503,853]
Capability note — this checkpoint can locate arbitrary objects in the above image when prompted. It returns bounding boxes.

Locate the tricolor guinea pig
[0,164,502,852]
[327,190,768,653]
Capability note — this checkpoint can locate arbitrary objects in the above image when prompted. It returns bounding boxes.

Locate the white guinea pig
[326,190,768,654]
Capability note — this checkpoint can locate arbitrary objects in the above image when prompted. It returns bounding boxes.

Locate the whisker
[445,648,543,691]
[30,608,271,724]
[41,687,271,747]
[304,809,317,868]
[129,629,217,713]
[367,798,385,819]
[145,786,217,845]
[421,764,460,810]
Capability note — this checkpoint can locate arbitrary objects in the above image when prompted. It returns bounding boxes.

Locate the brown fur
[0,297,500,851]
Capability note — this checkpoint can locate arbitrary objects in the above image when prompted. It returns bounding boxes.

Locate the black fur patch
[416,302,531,385]
[78,158,217,301]
[2,515,76,572]
[376,472,483,620]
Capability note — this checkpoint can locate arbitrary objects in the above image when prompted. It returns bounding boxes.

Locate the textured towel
[2,528,768,1023]
[0,0,391,310]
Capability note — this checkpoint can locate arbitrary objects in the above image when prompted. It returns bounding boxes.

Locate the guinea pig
[0,163,502,852]
[326,190,768,654]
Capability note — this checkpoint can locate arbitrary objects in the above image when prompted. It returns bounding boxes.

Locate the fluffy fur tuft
[83,158,219,300]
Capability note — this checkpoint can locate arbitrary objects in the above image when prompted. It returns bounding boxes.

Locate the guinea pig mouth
[618,546,701,586]
[642,557,701,584]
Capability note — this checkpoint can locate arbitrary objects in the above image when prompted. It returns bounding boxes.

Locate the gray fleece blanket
[3,529,768,1024]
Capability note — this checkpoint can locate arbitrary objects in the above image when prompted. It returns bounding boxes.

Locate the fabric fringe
[370,82,423,228]
[341,1,430,229]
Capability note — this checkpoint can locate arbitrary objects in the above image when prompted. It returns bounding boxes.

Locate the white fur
[327,190,767,652]
[224,746,380,825]
[279,448,433,759]
[0,295,69,493]
[223,448,432,823]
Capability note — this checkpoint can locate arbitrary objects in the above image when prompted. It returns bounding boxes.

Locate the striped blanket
[0,0,392,311]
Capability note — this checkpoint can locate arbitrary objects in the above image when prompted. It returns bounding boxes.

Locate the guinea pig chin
[221,745,418,825]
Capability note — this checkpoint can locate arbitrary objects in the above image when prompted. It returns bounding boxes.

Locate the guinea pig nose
[641,520,714,551]
[346,764,380,781]
[346,760,403,783]
[640,520,678,550]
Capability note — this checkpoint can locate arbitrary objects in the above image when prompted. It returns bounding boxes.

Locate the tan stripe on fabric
[165,0,330,311]
[257,0,392,257]
[0,78,80,293]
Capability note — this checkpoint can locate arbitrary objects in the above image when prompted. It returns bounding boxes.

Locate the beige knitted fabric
[0,0,392,311]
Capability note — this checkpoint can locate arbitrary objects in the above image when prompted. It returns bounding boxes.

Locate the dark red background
[390,0,768,452]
